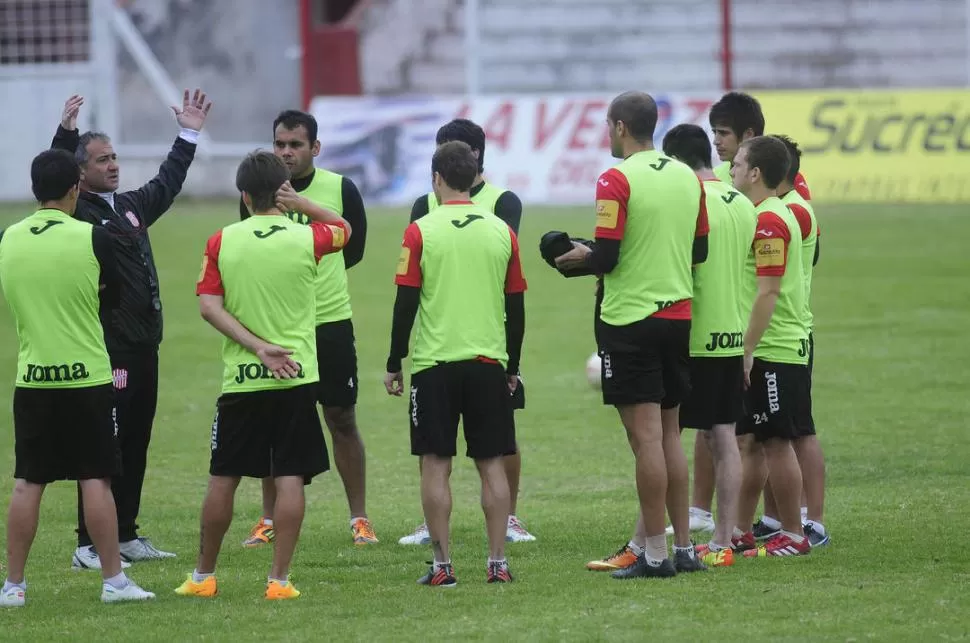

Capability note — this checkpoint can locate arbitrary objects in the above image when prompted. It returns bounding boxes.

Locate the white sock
[3,579,25,592]
[761,515,782,530]
[262,517,274,526]
[733,527,745,539]
[806,520,826,536]
[192,569,214,583]
[644,534,667,566]
[104,572,128,589]
[673,544,696,559]
[627,540,644,556]
[689,506,713,519]
[707,541,729,552]
[782,530,806,544]
[433,560,451,570]
[268,577,289,586]
[487,558,507,565]
[800,507,808,520]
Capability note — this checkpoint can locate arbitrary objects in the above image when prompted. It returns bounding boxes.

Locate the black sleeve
[51,125,79,153]
[409,195,430,223]
[584,237,620,274]
[125,136,197,228]
[340,178,367,269]
[813,238,820,266]
[92,227,121,309]
[692,235,709,265]
[239,196,250,221]
[505,292,525,374]
[494,191,523,234]
[386,285,421,372]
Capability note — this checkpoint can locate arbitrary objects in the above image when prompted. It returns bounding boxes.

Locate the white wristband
[178,128,200,144]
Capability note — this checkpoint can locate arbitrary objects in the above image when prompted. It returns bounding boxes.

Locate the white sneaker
[398,523,431,545]
[0,585,26,608]
[506,516,537,543]
[119,537,176,562]
[101,579,155,603]
[664,508,716,535]
[72,546,132,571]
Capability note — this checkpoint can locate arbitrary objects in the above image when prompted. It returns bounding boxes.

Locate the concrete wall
[360,0,970,94]
[0,0,302,202]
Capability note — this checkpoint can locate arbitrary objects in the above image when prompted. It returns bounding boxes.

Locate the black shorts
[794,332,816,436]
[596,316,690,408]
[738,359,810,442]
[409,360,516,459]
[680,356,744,430]
[210,384,328,481]
[13,384,121,484]
[315,320,358,408]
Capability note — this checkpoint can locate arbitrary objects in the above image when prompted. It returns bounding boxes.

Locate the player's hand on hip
[172,88,213,131]
[554,241,592,271]
[384,371,404,396]
[507,374,519,394]
[743,353,753,390]
[257,344,299,379]
[61,95,84,130]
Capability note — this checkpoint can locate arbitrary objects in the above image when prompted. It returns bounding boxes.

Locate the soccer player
[0,150,154,607]
[683,90,813,536]
[385,140,526,586]
[176,152,351,600]
[773,134,827,547]
[730,136,811,558]
[664,124,756,567]
[52,90,211,567]
[399,118,535,546]
[709,92,812,201]
[556,92,709,578]
[238,110,376,548]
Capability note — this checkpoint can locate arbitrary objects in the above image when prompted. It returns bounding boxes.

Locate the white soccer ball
[585,352,602,389]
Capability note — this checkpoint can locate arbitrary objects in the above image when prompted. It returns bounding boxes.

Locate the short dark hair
[431,141,478,192]
[608,91,658,143]
[31,149,80,202]
[741,136,791,190]
[436,119,486,173]
[273,110,318,143]
[236,151,290,212]
[709,92,765,139]
[662,123,713,170]
[771,134,801,184]
[76,131,111,166]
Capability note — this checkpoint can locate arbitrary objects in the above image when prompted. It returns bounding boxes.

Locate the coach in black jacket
[51,90,212,570]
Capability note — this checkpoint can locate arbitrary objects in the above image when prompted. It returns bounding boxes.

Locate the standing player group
[556,91,826,578]
[0,88,825,606]
[0,92,537,604]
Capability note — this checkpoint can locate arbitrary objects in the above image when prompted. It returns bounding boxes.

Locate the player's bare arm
[276,181,352,237]
[199,294,299,379]
[742,276,781,386]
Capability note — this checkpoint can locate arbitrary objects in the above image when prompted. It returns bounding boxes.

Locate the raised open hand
[61,95,84,131]
[171,88,212,131]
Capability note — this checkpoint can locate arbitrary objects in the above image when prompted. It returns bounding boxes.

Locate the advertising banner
[756,90,970,203]
[309,94,719,206]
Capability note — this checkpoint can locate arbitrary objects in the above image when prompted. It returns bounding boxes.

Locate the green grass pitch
[0,200,967,641]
